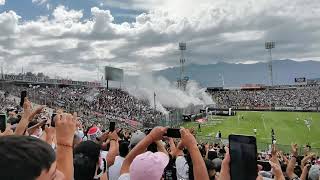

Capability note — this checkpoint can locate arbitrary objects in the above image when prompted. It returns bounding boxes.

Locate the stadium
[1,61,320,154]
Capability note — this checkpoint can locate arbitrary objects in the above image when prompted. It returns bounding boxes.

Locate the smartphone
[109,122,115,132]
[229,134,257,180]
[165,128,181,138]
[20,91,27,107]
[0,114,6,132]
[257,160,271,171]
[51,113,57,127]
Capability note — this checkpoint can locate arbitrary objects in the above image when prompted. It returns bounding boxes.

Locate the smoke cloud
[125,74,214,114]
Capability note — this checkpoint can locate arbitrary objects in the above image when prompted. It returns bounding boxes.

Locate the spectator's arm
[300,153,315,170]
[204,143,209,160]
[56,113,77,180]
[0,123,13,136]
[168,138,176,154]
[300,164,311,180]
[120,127,167,175]
[278,151,288,164]
[170,140,184,158]
[15,98,44,135]
[106,130,119,167]
[270,160,285,180]
[156,141,168,155]
[178,128,209,180]
[44,126,55,145]
[107,140,118,167]
[286,144,298,179]
[282,154,289,164]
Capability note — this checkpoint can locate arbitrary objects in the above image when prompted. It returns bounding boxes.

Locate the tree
[37,72,45,77]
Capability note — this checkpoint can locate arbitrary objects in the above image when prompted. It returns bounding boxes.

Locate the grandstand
[184,83,320,152]
[0,73,184,130]
[208,84,320,111]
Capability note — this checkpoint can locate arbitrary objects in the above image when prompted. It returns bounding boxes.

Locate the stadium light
[265,41,275,86]
[178,42,187,90]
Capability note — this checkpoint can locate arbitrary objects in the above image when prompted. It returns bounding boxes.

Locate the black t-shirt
[163,154,177,180]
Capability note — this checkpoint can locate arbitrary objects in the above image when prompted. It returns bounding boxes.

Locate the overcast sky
[0,0,319,81]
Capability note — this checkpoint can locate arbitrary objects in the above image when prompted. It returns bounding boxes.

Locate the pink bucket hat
[130,151,169,180]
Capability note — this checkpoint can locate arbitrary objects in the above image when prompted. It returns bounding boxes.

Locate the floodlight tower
[265,41,275,86]
[179,42,186,89]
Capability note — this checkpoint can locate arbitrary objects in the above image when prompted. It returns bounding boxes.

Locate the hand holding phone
[177,128,198,150]
[229,134,257,180]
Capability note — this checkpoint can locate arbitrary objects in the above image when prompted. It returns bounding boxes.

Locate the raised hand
[205,143,209,151]
[108,129,120,141]
[22,97,44,121]
[56,113,77,180]
[55,113,77,146]
[219,147,268,180]
[45,125,55,136]
[15,98,45,135]
[177,127,198,150]
[219,147,231,180]
[291,143,298,156]
[0,123,13,136]
[148,126,167,142]
[269,161,285,180]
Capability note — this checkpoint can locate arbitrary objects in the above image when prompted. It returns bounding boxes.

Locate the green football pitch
[182,111,320,152]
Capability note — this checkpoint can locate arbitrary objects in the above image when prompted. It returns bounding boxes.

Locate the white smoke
[125,74,214,114]
[84,88,99,102]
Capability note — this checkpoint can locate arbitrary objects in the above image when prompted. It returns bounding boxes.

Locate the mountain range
[153,59,320,87]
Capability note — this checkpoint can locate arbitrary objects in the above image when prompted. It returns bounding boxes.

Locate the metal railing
[196,136,320,154]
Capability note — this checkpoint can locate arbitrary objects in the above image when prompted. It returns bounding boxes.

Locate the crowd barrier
[226,107,320,113]
[196,136,320,154]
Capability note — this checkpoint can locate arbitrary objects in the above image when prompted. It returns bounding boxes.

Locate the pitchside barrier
[196,136,320,154]
[218,106,320,112]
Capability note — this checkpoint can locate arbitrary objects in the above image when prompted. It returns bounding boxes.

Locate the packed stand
[0,84,164,129]
[212,87,320,110]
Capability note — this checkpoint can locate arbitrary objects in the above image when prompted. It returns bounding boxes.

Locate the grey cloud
[0,1,319,80]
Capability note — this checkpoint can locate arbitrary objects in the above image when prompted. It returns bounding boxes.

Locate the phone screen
[229,134,257,180]
[20,91,27,107]
[0,114,7,132]
[51,113,57,127]
[109,122,115,132]
[165,128,181,138]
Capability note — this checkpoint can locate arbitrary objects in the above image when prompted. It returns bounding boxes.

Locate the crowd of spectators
[211,87,320,110]
[0,82,319,179]
[0,83,164,129]
[0,96,319,180]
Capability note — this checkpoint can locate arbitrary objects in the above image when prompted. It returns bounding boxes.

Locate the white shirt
[175,156,189,180]
[101,151,108,162]
[118,173,130,180]
[109,156,125,180]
